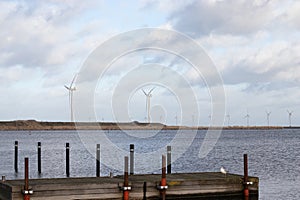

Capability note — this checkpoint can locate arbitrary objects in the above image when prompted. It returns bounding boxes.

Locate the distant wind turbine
[226,114,230,127]
[192,114,195,126]
[65,74,77,122]
[244,111,250,127]
[266,111,271,127]
[287,110,293,127]
[142,87,155,123]
[175,114,178,126]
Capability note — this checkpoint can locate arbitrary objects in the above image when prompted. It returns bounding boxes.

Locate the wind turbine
[226,114,230,127]
[287,110,293,127]
[142,87,155,123]
[65,74,77,122]
[192,114,195,126]
[266,111,271,127]
[175,114,178,126]
[244,111,250,127]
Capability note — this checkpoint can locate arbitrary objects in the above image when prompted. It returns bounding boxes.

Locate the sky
[1,0,300,126]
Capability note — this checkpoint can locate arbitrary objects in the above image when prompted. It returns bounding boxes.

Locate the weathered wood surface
[0,172,258,200]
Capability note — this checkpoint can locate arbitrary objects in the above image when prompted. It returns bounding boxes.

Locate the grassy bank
[0,120,292,131]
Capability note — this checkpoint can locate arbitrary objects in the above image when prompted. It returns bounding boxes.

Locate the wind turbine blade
[149,87,155,94]
[142,89,147,96]
[70,73,78,88]
[64,85,70,90]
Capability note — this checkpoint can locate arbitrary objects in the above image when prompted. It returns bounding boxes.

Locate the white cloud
[1,0,300,125]
[140,0,194,14]
[0,0,105,70]
[168,0,275,36]
[278,1,300,30]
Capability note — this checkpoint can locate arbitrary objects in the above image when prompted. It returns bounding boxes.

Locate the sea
[0,129,299,200]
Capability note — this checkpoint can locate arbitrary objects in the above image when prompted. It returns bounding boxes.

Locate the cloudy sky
[1,0,300,126]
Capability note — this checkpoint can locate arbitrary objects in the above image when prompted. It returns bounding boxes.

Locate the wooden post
[37,142,41,174]
[123,156,129,200]
[244,154,249,197]
[66,143,70,177]
[143,182,147,200]
[167,146,171,174]
[130,144,134,175]
[21,157,33,199]
[160,155,167,200]
[14,141,18,173]
[96,144,100,177]
[24,157,30,200]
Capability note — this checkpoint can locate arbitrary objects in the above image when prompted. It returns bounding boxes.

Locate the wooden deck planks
[0,172,258,200]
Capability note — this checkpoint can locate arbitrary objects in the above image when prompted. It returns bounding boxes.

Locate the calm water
[0,129,299,200]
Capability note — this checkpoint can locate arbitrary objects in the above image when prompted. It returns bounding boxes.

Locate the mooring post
[143,181,147,200]
[24,158,29,200]
[66,143,70,177]
[167,146,171,174]
[244,154,249,197]
[159,155,167,200]
[22,157,33,199]
[123,156,130,200]
[14,141,18,173]
[37,142,41,174]
[96,144,100,177]
[130,144,134,175]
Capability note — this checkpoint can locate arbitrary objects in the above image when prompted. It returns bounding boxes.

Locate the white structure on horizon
[65,74,77,122]
[266,111,271,127]
[287,110,293,127]
[226,114,230,127]
[244,111,250,127]
[142,87,155,123]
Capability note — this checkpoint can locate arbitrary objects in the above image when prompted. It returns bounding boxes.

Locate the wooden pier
[0,172,258,200]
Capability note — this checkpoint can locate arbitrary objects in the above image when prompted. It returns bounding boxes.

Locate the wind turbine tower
[226,114,230,127]
[266,111,271,127]
[287,110,293,127]
[192,114,195,126]
[244,111,250,127]
[65,74,77,122]
[142,87,155,123]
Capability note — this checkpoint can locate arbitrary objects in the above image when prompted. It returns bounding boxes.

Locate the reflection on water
[0,129,299,200]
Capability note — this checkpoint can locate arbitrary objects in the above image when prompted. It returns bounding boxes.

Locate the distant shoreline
[0,120,298,131]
